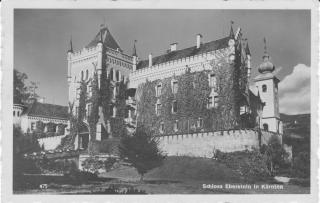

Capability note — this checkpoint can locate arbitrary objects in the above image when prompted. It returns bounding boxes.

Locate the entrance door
[81,134,89,149]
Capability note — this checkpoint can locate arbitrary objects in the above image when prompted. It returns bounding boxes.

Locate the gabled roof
[136,36,231,70]
[24,101,68,120]
[86,27,121,50]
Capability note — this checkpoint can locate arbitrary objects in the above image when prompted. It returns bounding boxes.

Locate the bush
[215,149,271,181]
[291,151,310,178]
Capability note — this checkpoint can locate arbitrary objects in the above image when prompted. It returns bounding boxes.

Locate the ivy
[88,71,100,140]
[136,57,245,135]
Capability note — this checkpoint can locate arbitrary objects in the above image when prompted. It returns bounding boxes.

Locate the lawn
[15,156,310,194]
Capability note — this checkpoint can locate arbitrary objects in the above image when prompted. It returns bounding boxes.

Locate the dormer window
[262,84,267,92]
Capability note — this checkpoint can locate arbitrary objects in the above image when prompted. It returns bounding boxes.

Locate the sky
[14,9,311,115]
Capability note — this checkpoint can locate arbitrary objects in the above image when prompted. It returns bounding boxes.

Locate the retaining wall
[158,129,281,158]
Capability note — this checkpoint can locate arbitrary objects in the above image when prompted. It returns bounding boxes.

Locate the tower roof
[67,36,73,53]
[258,37,275,74]
[245,41,251,56]
[229,21,235,39]
[86,25,121,50]
[132,40,137,56]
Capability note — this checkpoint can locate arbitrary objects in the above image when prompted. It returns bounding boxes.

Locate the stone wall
[158,129,281,158]
[38,135,66,150]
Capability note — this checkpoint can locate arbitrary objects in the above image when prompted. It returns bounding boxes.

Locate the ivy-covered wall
[136,56,245,135]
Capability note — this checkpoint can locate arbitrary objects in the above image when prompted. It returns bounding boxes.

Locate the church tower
[254,38,282,134]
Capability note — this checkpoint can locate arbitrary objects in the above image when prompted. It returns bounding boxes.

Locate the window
[85,70,89,80]
[262,84,267,92]
[209,74,217,88]
[81,71,84,80]
[174,120,178,132]
[110,68,114,80]
[87,104,92,118]
[214,96,219,108]
[31,122,36,131]
[172,81,178,94]
[156,103,162,116]
[240,105,249,115]
[208,96,213,108]
[197,118,203,128]
[263,123,269,131]
[156,84,162,97]
[75,107,79,117]
[13,111,15,116]
[88,85,92,96]
[172,100,177,113]
[113,106,117,117]
[17,111,20,116]
[160,122,164,133]
[116,70,120,82]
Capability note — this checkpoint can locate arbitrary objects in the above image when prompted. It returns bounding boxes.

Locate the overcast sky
[14,9,311,115]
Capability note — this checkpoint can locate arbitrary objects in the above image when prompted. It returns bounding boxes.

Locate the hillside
[280,113,310,155]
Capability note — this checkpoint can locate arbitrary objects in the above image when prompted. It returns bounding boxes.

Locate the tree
[262,135,287,175]
[14,69,38,103]
[119,126,165,181]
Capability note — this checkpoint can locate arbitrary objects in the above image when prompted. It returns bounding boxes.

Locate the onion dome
[258,38,275,74]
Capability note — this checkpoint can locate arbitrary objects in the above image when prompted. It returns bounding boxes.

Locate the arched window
[262,84,267,92]
[116,70,120,82]
[110,68,114,80]
[81,71,84,80]
[13,111,15,116]
[263,123,269,131]
[17,111,20,116]
[85,70,89,80]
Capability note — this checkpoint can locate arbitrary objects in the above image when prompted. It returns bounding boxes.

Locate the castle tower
[254,38,282,134]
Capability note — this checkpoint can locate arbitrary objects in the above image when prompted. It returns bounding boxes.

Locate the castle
[65,22,283,155]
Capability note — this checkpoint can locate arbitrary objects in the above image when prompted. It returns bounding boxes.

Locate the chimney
[170,43,177,52]
[148,53,152,67]
[196,34,202,49]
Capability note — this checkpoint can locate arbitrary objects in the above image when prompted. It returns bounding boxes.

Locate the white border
[2,0,318,202]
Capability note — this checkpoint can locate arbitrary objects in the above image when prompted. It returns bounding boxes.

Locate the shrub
[291,151,310,178]
[119,126,165,181]
[214,149,271,181]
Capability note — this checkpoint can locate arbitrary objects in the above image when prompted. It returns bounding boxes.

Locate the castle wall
[158,129,280,158]
[38,135,66,150]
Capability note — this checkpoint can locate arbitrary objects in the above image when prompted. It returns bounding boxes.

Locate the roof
[249,90,264,106]
[24,101,68,120]
[86,26,121,50]
[136,36,231,70]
